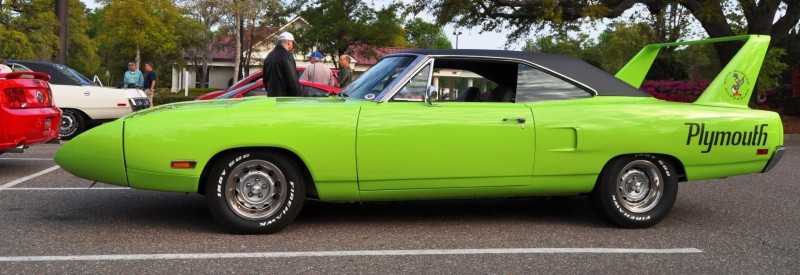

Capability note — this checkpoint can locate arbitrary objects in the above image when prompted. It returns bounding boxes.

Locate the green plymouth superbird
[55,35,784,234]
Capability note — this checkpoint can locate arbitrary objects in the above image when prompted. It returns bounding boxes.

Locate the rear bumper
[762,146,785,173]
[0,107,61,152]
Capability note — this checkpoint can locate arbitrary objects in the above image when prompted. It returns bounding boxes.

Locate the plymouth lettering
[685,123,768,153]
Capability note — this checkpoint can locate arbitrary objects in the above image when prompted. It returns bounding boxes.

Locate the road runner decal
[685,123,768,153]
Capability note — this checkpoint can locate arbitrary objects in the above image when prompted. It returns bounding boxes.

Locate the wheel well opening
[596,153,688,185]
[61,108,89,120]
[197,147,318,198]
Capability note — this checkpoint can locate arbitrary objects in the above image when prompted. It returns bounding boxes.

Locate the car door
[356,60,536,191]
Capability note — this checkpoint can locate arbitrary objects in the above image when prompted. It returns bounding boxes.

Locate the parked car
[197,79,340,100]
[0,71,61,154]
[9,60,150,139]
[199,68,341,100]
[55,35,783,234]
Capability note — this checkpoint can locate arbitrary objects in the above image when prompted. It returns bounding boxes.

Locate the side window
[435,69,497,102]
[516,64,591,102]
[391,63,431,102]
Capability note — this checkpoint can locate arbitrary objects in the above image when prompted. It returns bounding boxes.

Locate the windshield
[228,72,260,90]
[219,81,262,99]
[54,64,95,86]
[339,56,415,100]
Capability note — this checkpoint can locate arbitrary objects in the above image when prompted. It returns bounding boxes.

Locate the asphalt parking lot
[1,139,799,273]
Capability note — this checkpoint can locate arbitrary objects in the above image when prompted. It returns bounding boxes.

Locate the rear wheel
[205,151,305,234]
[589,154,678,228]
[59,109,85,140]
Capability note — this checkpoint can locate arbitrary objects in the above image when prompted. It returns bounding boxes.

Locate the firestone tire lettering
[589,154,678,228]
[205,151,306,234]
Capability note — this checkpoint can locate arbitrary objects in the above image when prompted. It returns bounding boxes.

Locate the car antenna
[88,181,98,189]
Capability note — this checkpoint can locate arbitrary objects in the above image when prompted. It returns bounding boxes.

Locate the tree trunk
[242,18,252,77]
[233,7,242,83]
[135,45,141,71]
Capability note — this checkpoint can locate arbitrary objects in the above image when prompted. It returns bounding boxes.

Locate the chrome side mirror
[424,85,439,107]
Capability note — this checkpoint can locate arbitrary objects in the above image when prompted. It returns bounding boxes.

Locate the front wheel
[59,109,85,140]
[589,154,678,228]
[205,151,306,234]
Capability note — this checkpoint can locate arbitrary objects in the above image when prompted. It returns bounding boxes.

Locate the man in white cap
[299,51,334,86]
[262,32,300,96]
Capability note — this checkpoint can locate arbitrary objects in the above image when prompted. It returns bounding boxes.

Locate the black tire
[589,154,678,228]
[59,109,85,140]
[205,150,306,234]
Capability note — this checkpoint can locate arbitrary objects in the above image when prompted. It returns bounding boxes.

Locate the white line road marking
[0,165,60,190]
[0,158,54,161]
[4,187,130,190]
[0,248,702,262]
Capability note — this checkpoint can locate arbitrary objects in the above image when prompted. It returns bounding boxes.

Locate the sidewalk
[786,134,800,147]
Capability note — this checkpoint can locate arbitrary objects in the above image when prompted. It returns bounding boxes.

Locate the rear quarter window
[516,64,591,102]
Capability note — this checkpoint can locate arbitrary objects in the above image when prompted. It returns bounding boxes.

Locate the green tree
[66,0,101,77]
[219,0,285,81]
[96,0,181,73]
[405,18,452,49]
[595,22,658,74]
[0,0,97,77]
[0,25,35,59]
[410,0,800,65]
[295,0,408,67]
[0,0,59,60]
[181,0,223,88]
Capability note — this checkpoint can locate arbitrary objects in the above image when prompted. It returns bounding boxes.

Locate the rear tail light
[3,88,28,108]
[1,87,53,108]
[46,88,54,107]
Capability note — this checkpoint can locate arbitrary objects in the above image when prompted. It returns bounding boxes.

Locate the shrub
[749,84,797,114]
[640,80,709,103]
[153,88,221,105]
[641,80,797,115]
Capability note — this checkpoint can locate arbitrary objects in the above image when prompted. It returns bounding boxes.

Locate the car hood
[124,96,365,119]
[121,87,147,98]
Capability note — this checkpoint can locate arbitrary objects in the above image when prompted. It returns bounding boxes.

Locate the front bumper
[130,97,151,111]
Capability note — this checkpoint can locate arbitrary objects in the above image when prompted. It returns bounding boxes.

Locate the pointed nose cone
[54,119,128,187]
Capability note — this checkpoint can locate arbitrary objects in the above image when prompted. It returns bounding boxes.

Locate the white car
[9,61,150,139]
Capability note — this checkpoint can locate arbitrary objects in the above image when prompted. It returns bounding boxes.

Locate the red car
[0,72,61,154]
[196,68,340,100]
[197,79,340,100]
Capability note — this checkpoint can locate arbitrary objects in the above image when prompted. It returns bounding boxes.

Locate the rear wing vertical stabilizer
[615,35,770,108]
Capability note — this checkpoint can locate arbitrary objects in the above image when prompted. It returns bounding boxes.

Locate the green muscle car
[55,35,785,234]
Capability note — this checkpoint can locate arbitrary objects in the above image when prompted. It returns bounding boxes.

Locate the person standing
[123,62,144,88]
[143,62,156,107]
[299,51,333,86]
[0,58,12,73]
[262,32,300,97]
[336,55,353,88]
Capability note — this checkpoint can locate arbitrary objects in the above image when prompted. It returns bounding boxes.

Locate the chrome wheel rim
[615,160,663,213]
[60,112,76,136]
[225,159,288,219]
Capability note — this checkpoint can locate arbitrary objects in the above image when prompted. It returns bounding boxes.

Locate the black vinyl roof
[8,60,79,86]
[390,49,648,97]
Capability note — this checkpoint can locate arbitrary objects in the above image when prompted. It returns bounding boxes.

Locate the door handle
[84,91,90,96]
[503,117,526,123]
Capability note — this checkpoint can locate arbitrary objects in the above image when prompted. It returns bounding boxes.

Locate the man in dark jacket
[262,32,300,97]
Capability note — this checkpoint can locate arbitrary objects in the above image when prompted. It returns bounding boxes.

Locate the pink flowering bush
[748,85,792,114]
[640,80,709,103]
[640,79,796,114]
